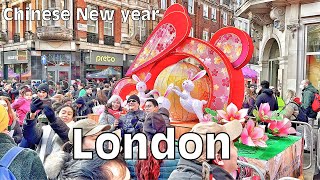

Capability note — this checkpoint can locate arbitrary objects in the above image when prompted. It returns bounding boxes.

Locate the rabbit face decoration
[132,73,159,107]
[112,4,253,122]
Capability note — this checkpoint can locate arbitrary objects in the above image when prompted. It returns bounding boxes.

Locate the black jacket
[255,89,278,111]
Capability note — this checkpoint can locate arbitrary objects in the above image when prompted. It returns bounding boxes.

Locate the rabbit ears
[132,73,152,83]
[187,70,206,81]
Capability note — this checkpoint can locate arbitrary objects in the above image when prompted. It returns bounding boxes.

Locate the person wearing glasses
[119,95,145,139]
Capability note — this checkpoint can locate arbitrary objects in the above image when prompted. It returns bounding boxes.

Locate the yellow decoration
[154,61,210,122]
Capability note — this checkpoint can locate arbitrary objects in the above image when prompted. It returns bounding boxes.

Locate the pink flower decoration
[240,120,268,147]
[268,118,297,137]
[200,114,212,123]
[258,103,272,122]
[217,103,248,123]
[222,77,229,87]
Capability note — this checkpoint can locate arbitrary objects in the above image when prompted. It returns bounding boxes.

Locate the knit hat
[75,97,85,105]
[107,95,123,105]
[186,120,243,163]
[143,112,166,141]
[68,119,111,144]
[37,83,49,93]
[0,105,9,132]
[127,94,140,104]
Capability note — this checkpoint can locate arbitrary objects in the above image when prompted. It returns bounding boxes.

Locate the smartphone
[40,98,52,109]
[202,162,213,180]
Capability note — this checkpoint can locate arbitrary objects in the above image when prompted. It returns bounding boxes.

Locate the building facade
[236,0,320,95]
[0,0,160,83]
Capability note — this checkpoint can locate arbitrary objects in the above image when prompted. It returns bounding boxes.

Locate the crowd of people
[0,77,318,179]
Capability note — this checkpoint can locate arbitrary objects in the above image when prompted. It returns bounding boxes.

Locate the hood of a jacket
[44,151,70,179]
[262,88,274,96]
[158,107,169,118]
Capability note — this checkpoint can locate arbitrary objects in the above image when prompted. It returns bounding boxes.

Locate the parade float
[111,4,304,179]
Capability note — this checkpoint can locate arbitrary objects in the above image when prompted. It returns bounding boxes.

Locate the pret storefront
[85,51,124,80]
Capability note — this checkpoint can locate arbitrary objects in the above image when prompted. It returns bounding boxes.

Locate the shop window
[188,0,194,14]
[87,4,98,34]
[203,4,208,18]
[211,8,216,21]
[306,24,320,88]
[104,19,114,36]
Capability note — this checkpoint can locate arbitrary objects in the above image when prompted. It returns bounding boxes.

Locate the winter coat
[126,146,180,180]
[75,105,90,116]
[302,84,319,118]
[83,94,95,113]
[255,89,279,111]
[168,158,234,180]
[158,107,171,127]
[23,113,73,163]
[99,110,121,131]
[120,109,145,134]
[0,133,47,180]
[242,95,255,116]
[10,119,23,144]
[11,97,31,125]
[283,101,299,120]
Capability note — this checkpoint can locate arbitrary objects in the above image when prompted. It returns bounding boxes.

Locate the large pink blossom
[257,103,272,122]
[217,103,248,123]
[240,120,268,147]
[268,118,296,137]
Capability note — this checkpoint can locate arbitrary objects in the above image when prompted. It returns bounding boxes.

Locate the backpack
[312,93,320,112]
[291,101,308,123]
[0,147,24,180]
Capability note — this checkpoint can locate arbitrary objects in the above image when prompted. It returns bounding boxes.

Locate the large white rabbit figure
[132,73,159,107]
[156,83,174,110]
[172,70,207,121]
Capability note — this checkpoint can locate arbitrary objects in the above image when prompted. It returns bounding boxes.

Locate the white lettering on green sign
[96,55,116,63]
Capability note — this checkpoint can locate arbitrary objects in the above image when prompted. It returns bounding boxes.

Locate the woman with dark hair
[126,112,180,180]
[0,96,22,144]
[23,103,76,163]
[96,89,109,105]
[99,95,123,131]
[242,88,256,116]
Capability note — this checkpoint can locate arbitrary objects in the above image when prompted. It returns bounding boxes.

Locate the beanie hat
[143,112,166,141]
[37,83,49,93]
[127,94,140,104]
[0,105,9,132]
[75,97,85,105]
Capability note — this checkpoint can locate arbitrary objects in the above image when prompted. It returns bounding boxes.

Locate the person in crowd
[11,87,32,125]
[249,84,256,95]
[83,86,96,113]
[255,80,278,111]
[96,89,109,105]
[23,100,75,163]
[0,104,47,180]
[61,97,73,106]
[126,112,180,180]
[120,95,145,136]
[37,83,50,100]
[300,79,319,119]
[68,85,77,99]
[275,90,285,110]
[283,90,300,121]
[58,151,130,180]
[169,120,243,180]
[242,88,256,116]
[0,96,22,144]
[77,83,86,98]
[51,94,64,104]
[144,99,159,115]
[44,119,112,179]
[74,97,90,116]
[99,95,123,131]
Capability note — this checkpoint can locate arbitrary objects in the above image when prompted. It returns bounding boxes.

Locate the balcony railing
[13,33,20,43]
[36,26,73,41]
[104,35,114,46]
[87,32,99,44]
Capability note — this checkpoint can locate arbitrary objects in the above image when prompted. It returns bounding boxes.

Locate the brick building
[0,0,160,83]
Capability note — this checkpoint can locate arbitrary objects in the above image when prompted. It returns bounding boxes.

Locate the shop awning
[86,67,121,79]
[242,66,258,79]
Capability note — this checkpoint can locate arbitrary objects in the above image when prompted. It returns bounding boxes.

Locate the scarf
[108,108,121,119]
